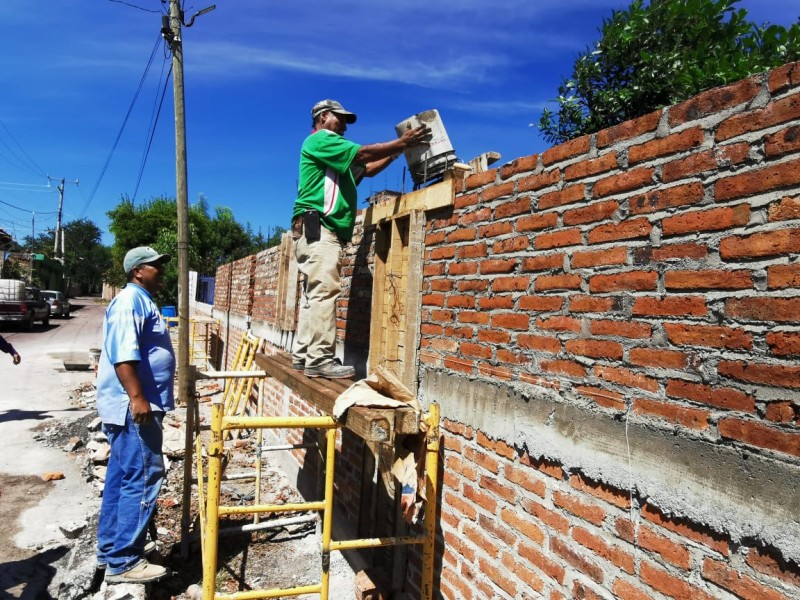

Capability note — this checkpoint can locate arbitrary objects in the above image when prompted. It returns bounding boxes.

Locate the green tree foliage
[21,218,111,294]
[64,219,112,294]
[106,195,272,305]
[538,0,800,144]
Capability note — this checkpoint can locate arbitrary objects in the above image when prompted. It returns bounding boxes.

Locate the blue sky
[1,0,798,247]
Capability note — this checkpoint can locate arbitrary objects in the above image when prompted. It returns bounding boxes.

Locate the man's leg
[297,227,341,368]
[104,411,166,577]
[300,227,355,378]
[96,423,123,567]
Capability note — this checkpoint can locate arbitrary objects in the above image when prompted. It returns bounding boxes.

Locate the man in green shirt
[291,99,430,379]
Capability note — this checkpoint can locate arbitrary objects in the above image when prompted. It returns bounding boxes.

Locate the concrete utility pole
[49,176,78,267]
[164,0,193,559]
[163,0,215,559]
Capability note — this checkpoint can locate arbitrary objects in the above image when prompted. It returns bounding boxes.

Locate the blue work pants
[96,410,164,575]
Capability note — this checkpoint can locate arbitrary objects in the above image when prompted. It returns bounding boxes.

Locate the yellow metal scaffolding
[197,391,440,600]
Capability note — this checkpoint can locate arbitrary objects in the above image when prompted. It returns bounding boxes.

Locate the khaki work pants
[292,225,344,368]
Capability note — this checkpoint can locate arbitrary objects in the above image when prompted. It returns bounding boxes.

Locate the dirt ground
[2,378,357,600]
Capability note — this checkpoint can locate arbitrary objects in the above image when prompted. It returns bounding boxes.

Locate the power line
[0,181,50,188]
[0,197,56,214]
[107,0,164,13]
[0,121,47,177]
[133,60,173,201]
[80,32,165,217]
[0,142,43,178]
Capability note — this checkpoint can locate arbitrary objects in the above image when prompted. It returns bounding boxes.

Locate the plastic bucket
[395,109,457,186]
[89,348,102,372]
[161,306,177,328]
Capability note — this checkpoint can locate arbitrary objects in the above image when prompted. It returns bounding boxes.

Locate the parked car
[0,280,50,329]
[41,290,71,318]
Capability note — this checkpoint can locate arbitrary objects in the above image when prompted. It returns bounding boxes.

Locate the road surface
[0,297,104,591]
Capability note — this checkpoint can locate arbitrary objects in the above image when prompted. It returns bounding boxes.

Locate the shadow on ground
[0,545,68,600]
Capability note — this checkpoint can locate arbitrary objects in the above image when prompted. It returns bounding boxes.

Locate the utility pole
[48,176,78,267]
[163,0,215,559]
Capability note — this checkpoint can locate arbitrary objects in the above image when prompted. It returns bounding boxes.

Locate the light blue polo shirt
[96,283,176,426]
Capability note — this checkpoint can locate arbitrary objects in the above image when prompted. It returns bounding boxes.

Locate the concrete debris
[87,440,111,463]
[162,424,186,458]
[42,471,65,481]
[88,417,103,431]
[64,436,83,452]
[59,520,88,539]
[93,465,107,482]
[93,582,146,600]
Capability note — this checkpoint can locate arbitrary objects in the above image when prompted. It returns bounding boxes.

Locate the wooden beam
[363,178,454,226]
[402,210,424,395]
[254,352,419,441]
[468,151,501,173]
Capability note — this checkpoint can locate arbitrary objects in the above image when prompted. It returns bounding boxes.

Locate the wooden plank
[363,178,454,226]
[443,162,472,182]
[468,151,501,173]
[254,352,419,440]
[402,210,424,395]
[284,236,298,331]
[369,224,389,373]
[275,233,290,327]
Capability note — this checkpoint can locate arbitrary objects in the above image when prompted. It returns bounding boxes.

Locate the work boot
[106,560,171,584]
[304,361,355,379]
[96,541,156,571]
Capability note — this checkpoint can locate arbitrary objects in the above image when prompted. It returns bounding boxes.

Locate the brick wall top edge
[597,109,662,149]
[769,60,800,94]
[542,134,591,166]
[668,75,761,127]
[499,154,540,179]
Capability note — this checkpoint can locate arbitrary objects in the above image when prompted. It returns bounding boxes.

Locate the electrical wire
[132,60,173,201]
[0,198,56,215]
[0,181,50,188]
[80,33,164,217]
[0,143,43,179]
[107,0,163,13]
[0,121,47,177]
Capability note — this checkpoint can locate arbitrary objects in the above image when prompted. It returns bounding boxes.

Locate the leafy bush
[538,0,800,144]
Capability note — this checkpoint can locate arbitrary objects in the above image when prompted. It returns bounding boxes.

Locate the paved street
[0,297,105,554]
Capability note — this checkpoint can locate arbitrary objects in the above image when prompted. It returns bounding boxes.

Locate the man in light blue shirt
[95,246,175,584]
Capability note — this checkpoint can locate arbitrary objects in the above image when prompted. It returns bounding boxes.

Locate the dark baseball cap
[311,99,357,124]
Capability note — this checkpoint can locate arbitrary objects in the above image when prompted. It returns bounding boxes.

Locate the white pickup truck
[0,279,50,330]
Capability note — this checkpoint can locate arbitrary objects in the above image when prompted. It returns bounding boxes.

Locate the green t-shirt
[292,129,362,242]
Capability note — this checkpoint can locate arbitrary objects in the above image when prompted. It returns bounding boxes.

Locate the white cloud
[186,41,506,88]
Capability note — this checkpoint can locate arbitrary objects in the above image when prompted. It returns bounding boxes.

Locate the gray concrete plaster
[420,369,800,563]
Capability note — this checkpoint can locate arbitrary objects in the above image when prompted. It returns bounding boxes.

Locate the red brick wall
[252,247,279,325]
[213,263,231,312]
[422,63,799,462]
[435,421,800,600]
[417,61,800,599]
[205,61,800,598]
